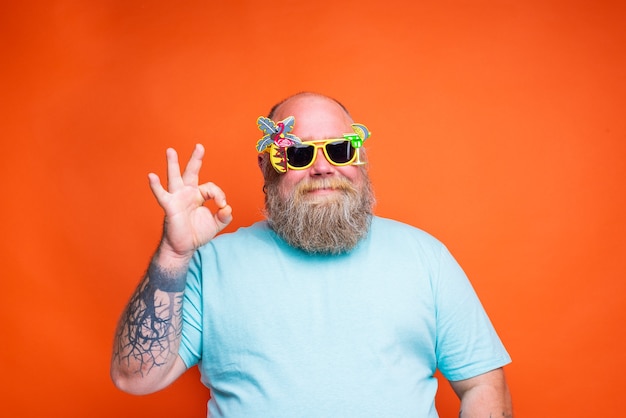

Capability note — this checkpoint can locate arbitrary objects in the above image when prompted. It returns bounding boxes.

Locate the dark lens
[325,141,355,164]
[286,144,315,167]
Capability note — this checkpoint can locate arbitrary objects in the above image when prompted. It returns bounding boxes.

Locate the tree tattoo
[113,263,186,376]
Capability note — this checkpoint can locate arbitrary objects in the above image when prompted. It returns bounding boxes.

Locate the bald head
[269,92,351,119]
[268,93,354,142]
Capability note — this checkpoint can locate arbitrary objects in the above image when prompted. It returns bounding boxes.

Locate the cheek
[337,165,365,184]
[278,171,306,196]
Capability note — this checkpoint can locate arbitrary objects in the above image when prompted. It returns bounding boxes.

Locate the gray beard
[265,174,375,255]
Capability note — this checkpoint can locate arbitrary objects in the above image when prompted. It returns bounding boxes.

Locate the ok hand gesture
[148,144,233,261]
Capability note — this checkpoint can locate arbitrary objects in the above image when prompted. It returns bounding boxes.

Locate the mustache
[295,178,357,195]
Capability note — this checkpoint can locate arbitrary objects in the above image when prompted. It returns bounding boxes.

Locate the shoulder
[370,216,445,250]
[191,221,276,269]
[209,220,273,246]
[197,220,289,259]
[360,216,458,277]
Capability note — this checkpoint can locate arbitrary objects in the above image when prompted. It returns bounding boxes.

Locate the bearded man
[111,92,513,417]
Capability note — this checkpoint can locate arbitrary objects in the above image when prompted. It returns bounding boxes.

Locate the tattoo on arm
[113,263,187,376]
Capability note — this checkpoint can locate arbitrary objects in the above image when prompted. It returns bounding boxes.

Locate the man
[111,92,513,417]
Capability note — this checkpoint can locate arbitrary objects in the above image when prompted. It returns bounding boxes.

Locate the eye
[286,144,315,167]
[325,141,354,164]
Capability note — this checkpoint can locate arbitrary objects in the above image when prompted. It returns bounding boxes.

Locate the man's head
[258,92,375,255]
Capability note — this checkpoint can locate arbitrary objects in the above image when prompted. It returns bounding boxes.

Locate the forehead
[272,95,354,141]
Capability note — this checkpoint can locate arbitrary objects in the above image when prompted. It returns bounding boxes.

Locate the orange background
[2,1,624,417]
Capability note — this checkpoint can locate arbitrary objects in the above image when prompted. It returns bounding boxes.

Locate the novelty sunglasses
[256,115,371,173]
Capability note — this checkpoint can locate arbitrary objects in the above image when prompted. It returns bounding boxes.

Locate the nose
[309,148,335,176]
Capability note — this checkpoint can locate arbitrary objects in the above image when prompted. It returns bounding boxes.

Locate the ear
[257,154,266,171]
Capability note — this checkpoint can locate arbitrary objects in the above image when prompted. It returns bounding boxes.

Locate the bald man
[111,92,513,417]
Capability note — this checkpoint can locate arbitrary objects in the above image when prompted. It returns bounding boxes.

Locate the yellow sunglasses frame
[266,138,358,173]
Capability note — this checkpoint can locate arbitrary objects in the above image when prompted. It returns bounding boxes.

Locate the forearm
[110,250,191,394]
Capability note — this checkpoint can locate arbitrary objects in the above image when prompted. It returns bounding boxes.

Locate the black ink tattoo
[113,265,186,376]
[148,260,187,292]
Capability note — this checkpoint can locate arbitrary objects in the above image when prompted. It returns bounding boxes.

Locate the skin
[451,368,513,417]
[110,93,513,416]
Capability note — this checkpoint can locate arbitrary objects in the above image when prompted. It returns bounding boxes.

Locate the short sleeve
[178,250,203,368]
[434,245,511,381]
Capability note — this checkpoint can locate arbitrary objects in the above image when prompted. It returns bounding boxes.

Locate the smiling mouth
[307,187,338,195]
[299,184,350,200]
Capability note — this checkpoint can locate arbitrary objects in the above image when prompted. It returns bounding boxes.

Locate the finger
[214,204,233,231]
[148,173,169,205]
[197,181,232,232]
[181,144,205,186]
[197,181,228,208]
[166,148,185,191]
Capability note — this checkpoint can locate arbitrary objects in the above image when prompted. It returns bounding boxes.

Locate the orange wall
[2,1,624,416]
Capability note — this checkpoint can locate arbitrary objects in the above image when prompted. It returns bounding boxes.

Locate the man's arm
[450,368,513,418]
[110,252,191,394]
[110,144,232,394]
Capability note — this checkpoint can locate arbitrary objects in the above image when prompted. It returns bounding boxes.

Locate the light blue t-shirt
[179,216,511,417]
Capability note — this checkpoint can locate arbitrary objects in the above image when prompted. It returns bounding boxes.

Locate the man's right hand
[148,144,233,262]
